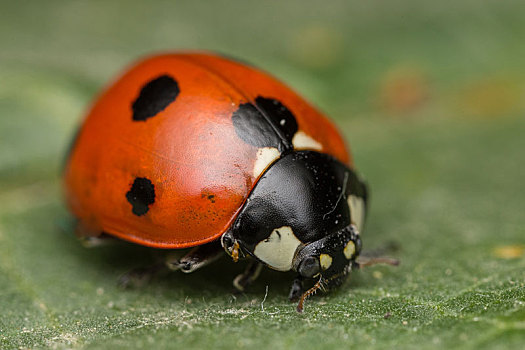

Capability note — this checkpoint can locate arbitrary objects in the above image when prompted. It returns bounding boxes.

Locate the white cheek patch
[253,147,280,178]
[344,241,356,260]
[347,195,365,232]
[292,131,322,151]
[320,254,333,270]
[253,226,302,271]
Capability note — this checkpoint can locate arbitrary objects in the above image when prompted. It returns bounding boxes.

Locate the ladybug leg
[288,275,304,301]
[356,241,400,268]
[233,260,263,292]
[356,256,399,268]
[166,240,223,273]
[78,234,121,248]
[75,222,119,248]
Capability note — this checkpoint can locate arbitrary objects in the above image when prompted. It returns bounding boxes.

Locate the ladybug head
[221,151,367,285]
[222,223,362,285]
[291,225,362,286]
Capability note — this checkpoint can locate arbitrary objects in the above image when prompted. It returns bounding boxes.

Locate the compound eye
[298,256,320,278]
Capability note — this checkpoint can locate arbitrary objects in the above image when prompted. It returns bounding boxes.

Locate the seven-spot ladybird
[63,52,395,312]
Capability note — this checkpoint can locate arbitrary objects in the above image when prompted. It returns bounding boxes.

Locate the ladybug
[63,52,395,312]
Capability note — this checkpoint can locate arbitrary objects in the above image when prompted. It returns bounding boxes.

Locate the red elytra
[63,53,351,249]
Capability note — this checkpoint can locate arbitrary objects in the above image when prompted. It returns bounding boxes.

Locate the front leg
[233,260,263,292]
[119,240,223,288]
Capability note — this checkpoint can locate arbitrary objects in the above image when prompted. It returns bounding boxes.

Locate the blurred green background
[1,1,524,349]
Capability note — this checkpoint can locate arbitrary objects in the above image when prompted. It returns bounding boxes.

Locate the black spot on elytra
[231,96,298,152]
[255,96,298,141]
[132,75,180,121]
[232,103,281,149]
[126,177,156,216]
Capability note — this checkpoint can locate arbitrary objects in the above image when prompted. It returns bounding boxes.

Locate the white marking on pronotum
[253,147,280,178]
[253,226,302,271]
[292,131,322,150]
[348,195,365,232]
[323,171,349,220]
[320,254,333,270]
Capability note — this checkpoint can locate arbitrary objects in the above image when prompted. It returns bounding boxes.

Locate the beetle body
[63,52,369,310]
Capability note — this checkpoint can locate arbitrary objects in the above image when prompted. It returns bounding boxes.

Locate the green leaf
[1,1,524,349]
